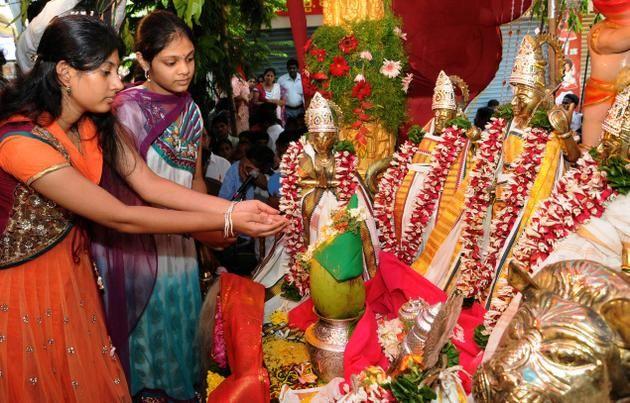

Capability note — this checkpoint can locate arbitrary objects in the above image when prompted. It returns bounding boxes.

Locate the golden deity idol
[321,0,385,26]
[474,260,630,402]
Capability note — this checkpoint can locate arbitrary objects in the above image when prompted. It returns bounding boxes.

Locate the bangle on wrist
[223,201,238,238]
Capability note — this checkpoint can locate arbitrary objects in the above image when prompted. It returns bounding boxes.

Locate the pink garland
[211,298,227,369]
[280,139,359,296]
[483,154,616,329]
[454,118,507,297]
[373,140,419,254]
[398,127,468,264]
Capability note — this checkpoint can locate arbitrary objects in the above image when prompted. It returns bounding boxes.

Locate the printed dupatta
[90,86,191,375]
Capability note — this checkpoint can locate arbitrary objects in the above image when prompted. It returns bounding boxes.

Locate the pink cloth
[288,252,485,393]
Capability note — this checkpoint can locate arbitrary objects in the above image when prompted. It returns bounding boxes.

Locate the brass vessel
[305,309,362,382]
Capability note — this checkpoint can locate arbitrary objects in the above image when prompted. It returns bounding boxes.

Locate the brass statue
[598,78,630,164]
[473,260,630,402]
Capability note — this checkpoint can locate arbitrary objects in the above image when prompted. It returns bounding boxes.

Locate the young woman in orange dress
[0,15,285,402]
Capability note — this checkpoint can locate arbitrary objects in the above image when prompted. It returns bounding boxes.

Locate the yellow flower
[206,371,225,397]
[269,310,289,326]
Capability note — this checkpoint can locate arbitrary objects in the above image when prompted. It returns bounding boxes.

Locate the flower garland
[453,118,508,297]
[376,316,405,362]
[280,139,359,296]
[398,126,468,264]
[483,153,616,330]
[457,124,551,299]
[373,140,419,254]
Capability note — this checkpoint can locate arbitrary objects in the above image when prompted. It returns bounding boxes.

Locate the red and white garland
[373,140,419,254]
[454,118,508,297]
[280,138,359,296]
[398,127,468,264]
[483,153,616,330]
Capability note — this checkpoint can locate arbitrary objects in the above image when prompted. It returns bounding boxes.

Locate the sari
[91,85,203,401]
[0,116,130,402]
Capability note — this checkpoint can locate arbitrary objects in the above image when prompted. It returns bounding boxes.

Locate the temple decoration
[474,260,630,402]
[279,92,379,298]
[321,0,385,26]
[303,9,408,176]
[484,79,630,332]
[372,71,474,265]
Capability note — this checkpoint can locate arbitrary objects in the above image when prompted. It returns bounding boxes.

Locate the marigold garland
[280,139,359,296]
[398,126,468,264]
[483,153,616,330]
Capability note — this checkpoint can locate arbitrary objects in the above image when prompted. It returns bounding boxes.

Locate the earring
[64,86,72,95]
[144,70,151,82]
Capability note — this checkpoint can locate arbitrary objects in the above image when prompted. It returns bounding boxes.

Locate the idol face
[310,131,337,156]
[511,83,543,123]
[433,108,456,134]
[474,292,616,403]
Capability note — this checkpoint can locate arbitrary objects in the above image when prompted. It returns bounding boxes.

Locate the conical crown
[510,35,547,91]
[432,71,457,111]
[306,92,337,133]
[602,84,630,138]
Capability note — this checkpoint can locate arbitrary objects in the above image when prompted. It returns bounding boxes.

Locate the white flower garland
[280,139,359,296]
[483,153,616,330]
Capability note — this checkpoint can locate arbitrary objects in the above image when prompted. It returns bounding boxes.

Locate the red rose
[302,75,318,98]
[329,56,350,77]
[338,35,358,54]
[309,48,327,62]
[351,80,372,100]
[351,120,363,129]
[361,101,374,109]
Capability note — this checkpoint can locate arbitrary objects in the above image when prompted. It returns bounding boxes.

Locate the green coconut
[310,259,365,319]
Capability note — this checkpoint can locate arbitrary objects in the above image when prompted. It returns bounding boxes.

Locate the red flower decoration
[304,38,313,52]
[312,72,328,81]
[302,75,319,98]
[309,48,327,62]
[339,35,358,54]
[329,56,350,77]
[351,80,372,100]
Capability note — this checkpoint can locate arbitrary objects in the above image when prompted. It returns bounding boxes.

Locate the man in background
[278,58,304,120]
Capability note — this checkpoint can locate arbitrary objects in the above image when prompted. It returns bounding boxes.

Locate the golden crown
[510,35,547,91]
[305,92,337,133]
[602,84,630,137]
[432,71,457,111]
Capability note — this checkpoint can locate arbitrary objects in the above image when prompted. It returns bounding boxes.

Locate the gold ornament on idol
[599,80,630,163]
[509,34,562,129]
[431,70,471,136]
[322,0,385,26]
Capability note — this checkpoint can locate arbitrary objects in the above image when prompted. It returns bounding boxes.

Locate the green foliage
[386,359,437,402]
[530,108,552,131]
[474,325,489,349]
[334,140,356,154]
[495,103,514,121]
[442,341,460,367]
[407,125,425,145]
[447,116,472,130]
[305,13,408,133]
[531,0,589,33]
[281,280,303,302]
[600,157,630,195]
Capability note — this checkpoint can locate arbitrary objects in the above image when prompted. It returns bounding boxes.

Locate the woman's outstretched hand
[234,200,281,217]
[232,210,287,237]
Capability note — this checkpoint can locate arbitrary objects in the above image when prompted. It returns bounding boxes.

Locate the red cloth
[593,0,630,24]
[392,0,532,125]
[288,252,485,393]
[208,274,270,402]
[286,0,308,69]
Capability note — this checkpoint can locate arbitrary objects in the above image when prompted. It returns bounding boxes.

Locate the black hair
[0,15,125,167]
[238,130,255,143]
[135,10,194,63]
[27,0,50,22]
[212,113,229,126]
[251,130,270,145]
[246,145,275,171]
[263,67,276,77]
[474,106,494,130]
[562,93,579,105]
[487,99,499,108]
[286,58,298,69]
[276,130,294,147]
[0,51,6,67]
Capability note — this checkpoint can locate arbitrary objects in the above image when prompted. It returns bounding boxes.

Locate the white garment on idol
[483,193,630,362]
[253,143,380,287]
